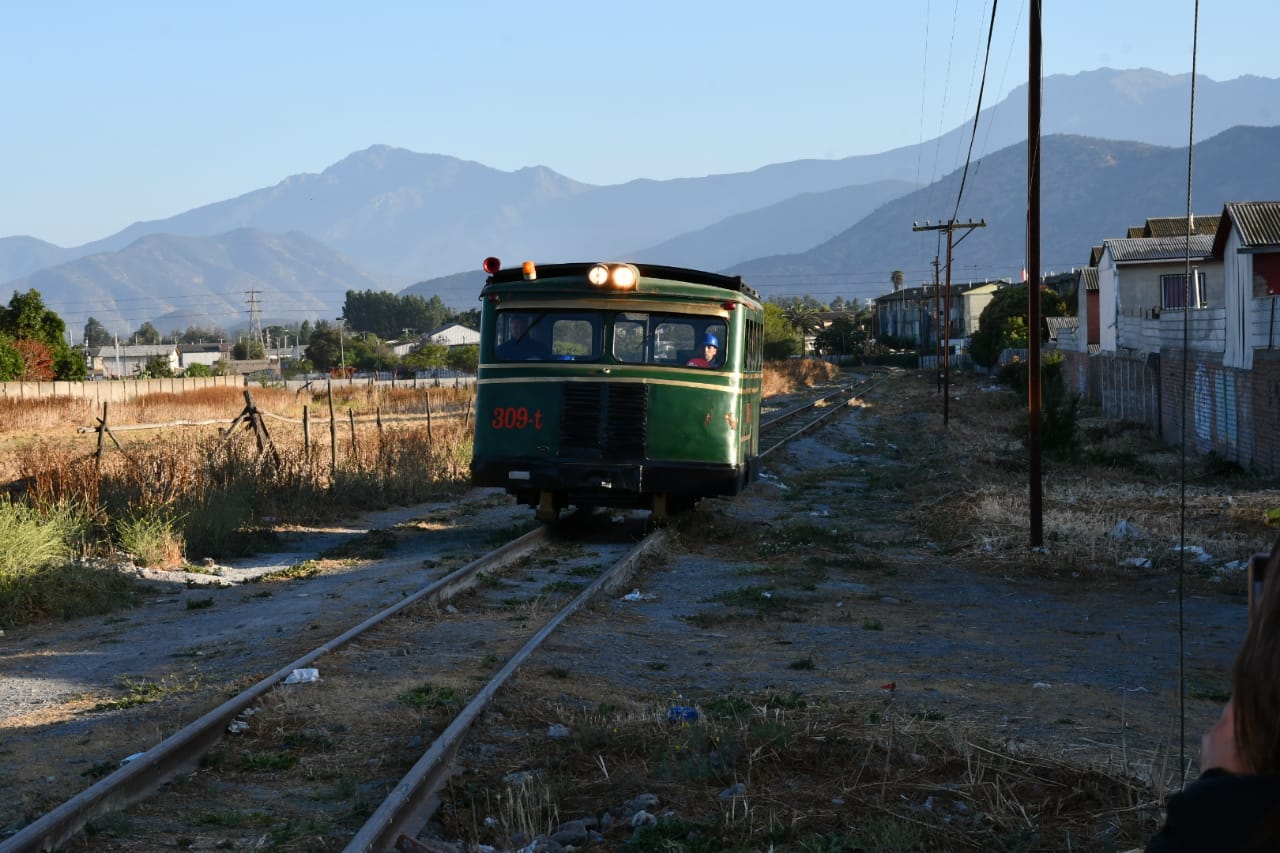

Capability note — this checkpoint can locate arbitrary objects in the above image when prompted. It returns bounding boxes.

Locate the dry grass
[436,685,1157,852]
[0,384,477,626]
[762,358,840,397]
[890,373,1278,579]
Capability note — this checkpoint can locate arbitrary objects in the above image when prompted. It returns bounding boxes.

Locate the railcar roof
[485,262,760,300]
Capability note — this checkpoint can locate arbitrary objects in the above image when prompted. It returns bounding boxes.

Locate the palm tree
[891,270,906,291]
[782,303,821,356]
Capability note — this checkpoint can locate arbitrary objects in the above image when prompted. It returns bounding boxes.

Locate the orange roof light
[522,260,537,281]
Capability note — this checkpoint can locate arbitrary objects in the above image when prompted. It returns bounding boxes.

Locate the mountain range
[4,67,1280,337]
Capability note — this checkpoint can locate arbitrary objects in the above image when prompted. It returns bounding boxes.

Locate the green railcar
[471,259,765,520]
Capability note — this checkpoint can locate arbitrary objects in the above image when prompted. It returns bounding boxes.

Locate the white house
[88,344,180,378]
[426,323,480,347]
[1096,233,1219,356]
[178,343,231,372]
[1215,201,1280,370]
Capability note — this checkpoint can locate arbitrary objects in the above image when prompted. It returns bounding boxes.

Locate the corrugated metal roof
[1144,215,1220,237]
[1224,201,1280,248]
[1089,245,1104,266]
[1081,267,1099,291]
[1044,316,1078,341]
[1102,235,1214,262]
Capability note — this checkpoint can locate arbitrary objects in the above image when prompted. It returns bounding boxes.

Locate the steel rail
[0,522,559,853]
[344,527,669,853]
[759,376,888,459]
[350,376,891,852]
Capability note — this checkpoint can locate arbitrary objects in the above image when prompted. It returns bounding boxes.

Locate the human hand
[1201,698,1249,774]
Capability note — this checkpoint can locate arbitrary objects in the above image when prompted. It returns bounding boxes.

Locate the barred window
[1160,272,1206,310]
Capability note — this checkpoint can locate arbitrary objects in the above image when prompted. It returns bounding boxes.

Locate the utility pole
[1027,0,1044,547]
[913,218,986,426]
[932,256,942,387]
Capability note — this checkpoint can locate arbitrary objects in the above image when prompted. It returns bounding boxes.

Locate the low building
[426,323,480,347]
[88,344,180,378]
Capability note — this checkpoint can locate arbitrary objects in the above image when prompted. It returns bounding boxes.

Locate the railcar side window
[611,312,726,367]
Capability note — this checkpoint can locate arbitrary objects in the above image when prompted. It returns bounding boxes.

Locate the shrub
[115,507,186,568]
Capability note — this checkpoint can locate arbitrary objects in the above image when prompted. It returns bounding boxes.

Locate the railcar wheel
[535,491,560,523]
[651,494,695,524]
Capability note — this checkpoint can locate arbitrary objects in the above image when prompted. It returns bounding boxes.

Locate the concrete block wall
[0,375,243,403]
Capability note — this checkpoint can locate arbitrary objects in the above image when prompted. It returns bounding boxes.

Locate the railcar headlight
[587,264,610,286]
[611,265,638,289]
[587,263,639,289]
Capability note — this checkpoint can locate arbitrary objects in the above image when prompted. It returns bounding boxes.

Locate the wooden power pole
[913,219,986,426]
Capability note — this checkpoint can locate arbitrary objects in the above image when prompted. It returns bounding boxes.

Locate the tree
[891,270,906,291]
[138,355,174,378]
[305,324,342,371]
[813,314,866,356]
[402,341,448,373]
[969,284,1068,368]
[83,317,112,348]
[777,298,822,356]
[232,338,265,360]
[54,346,87,381]
[131,322,162,345]
[0,336,22,380]
[451,308,481,330]
[445,345,479,375]
[762,303,801,360]
[1,289,81,380]
[178,324,225,344]
[184,362,213,377]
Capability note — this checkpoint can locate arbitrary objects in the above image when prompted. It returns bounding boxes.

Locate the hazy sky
[4,1,1276,247]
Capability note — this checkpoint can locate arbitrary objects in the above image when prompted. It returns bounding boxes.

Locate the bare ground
[0,366,1270,851]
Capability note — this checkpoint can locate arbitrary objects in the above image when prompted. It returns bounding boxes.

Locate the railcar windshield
[613,312,727,368]
[495,310,600,362]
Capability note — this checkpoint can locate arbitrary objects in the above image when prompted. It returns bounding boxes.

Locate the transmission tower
[245,290,265,348]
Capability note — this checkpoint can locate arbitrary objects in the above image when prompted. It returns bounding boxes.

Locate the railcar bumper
[471,457,756,506]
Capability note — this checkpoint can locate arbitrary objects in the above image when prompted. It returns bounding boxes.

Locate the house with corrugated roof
[1215,201,1280,370]
[1057,203,1280,474]
[88,344,180,378]
[426,323,480,348]
[1096,232,1219,356]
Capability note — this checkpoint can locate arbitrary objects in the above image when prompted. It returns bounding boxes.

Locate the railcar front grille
[560,383,648,457]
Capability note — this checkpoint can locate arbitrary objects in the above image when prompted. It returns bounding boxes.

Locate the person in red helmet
[686,332,720,368]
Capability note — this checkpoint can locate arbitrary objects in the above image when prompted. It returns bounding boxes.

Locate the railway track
[3,375,883,853]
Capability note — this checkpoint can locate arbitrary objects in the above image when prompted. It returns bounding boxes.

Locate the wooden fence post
[303,405,310,452]
[424,391,433,444]
[328,379,337,478]
[95,402,108,469]
[348,409,358,460]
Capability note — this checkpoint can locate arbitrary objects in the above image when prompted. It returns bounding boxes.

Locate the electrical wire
[951,0,999,223]
[1177,0,1202,786]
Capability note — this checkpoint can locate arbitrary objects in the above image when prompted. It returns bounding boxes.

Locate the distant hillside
[0,236,72,285]
[625,179,917,270]
[3,68,1279,329]
[7,229,383,336]
[727,125,1280,304]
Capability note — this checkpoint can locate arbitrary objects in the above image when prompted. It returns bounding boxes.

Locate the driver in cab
[686,333,721,368]
[496,313,549,361]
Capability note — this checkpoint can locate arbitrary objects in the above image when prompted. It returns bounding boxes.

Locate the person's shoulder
[1150,771,1280,851]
